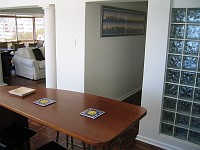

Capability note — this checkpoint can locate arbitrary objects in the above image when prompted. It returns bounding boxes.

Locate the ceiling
[0,7,44,17]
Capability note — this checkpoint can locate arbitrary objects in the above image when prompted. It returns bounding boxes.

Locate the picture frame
[101,6,146,37]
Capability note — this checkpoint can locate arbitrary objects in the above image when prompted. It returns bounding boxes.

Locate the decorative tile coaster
[80,108,105,119]
[33,98,56,107]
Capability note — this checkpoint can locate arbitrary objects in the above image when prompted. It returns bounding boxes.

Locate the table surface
[0,86,147,147]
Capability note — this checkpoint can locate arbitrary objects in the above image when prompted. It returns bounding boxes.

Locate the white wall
[139,0,200,150]
[0,0,199,149]
[55,0,85,92]
[0,0,55,8]
[0,0,86,92]
[85,2,147,100]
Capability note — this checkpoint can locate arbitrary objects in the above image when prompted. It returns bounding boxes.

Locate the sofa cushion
[39,47,45,58]
[26,47,36,59]
[38,60,45,69]
[17,48,27,58]
[32,48,45,61]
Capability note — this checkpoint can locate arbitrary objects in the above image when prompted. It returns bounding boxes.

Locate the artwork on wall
[101,5,146,37]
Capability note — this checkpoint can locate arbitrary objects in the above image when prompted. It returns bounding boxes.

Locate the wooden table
[0,86,147,149]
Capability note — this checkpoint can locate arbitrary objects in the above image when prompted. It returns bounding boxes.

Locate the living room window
[0,15,44,42]
[0,17,16,41]
[35,18,44,40]
[16,17,33,41]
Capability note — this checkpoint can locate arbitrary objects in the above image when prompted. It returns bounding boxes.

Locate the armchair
[12,47,45,80]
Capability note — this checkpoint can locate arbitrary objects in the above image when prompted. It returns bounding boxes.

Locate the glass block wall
[161,8,200,145]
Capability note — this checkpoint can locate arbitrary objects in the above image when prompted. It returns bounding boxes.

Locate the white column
[0,53,7,86]
[42,4,57,89]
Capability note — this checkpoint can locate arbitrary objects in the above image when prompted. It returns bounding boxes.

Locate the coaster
[80,108,105,119]
[33,98,56,107]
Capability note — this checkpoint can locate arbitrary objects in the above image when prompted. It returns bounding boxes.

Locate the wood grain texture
[0,86,146,147]
[4,77,162,150]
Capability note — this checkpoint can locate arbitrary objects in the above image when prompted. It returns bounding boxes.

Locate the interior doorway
[85,1,148,101]
[0,6,46,86]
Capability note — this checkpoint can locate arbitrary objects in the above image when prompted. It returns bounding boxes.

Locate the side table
[0,52,7,86]
[0,48,14,86]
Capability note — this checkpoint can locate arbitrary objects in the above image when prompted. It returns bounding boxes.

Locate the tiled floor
[29,119,163,150]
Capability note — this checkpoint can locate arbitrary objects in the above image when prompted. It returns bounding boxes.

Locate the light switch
[69,38,77,46]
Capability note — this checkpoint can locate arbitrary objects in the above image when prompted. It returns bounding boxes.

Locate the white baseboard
[136,135,183,150]
[117,86,142,101]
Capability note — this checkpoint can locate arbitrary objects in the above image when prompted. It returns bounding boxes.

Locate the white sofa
[12,47,45,80]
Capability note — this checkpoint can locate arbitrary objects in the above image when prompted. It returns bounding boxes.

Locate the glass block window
[161,8,200,145]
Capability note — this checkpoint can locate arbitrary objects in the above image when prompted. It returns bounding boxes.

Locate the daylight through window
[0,16,44,42]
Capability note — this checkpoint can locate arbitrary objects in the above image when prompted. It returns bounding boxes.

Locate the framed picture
[101,6,146,37]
